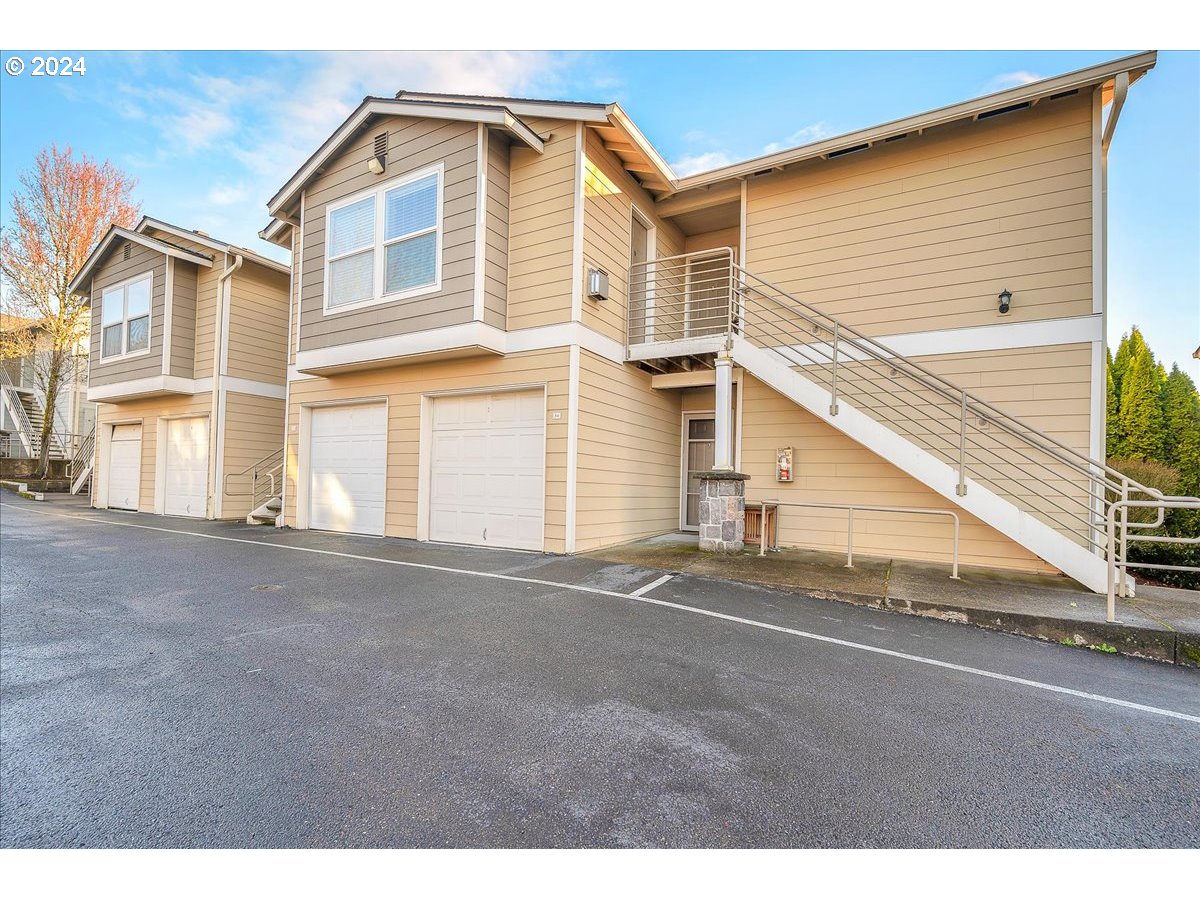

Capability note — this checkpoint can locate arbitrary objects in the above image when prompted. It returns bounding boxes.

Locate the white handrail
[756,500,960,578]
[1105,498,1200,622]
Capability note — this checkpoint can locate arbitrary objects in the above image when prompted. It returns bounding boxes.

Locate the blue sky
[1,50,1196,372]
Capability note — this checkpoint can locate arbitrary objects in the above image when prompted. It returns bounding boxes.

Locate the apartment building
[69,218,290,519]
[250,52,1159,592]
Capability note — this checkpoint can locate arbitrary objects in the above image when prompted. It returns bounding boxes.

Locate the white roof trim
[671,51,1157,193]
[268,98,544,216]
[68,226,212,296]
[136,216,290,275]
[397,91,611,123]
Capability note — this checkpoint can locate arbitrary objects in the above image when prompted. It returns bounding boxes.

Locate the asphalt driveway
[2,496,1198,847]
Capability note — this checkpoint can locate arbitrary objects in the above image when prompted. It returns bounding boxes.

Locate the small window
[323,164,443,313]
[100,273,152,359]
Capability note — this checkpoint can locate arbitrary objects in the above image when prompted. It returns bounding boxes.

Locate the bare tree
[0,144,139,476]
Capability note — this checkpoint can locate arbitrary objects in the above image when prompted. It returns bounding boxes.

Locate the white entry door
[309,403,387,536]
[430,390,544,551]
[107,424,142,511]
[164,416,209,518]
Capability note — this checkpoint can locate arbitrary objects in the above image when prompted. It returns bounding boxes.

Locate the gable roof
[267,97,546,218]
[67,225,213,297]
[136,216,289,275]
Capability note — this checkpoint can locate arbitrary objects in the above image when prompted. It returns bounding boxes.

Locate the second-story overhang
[86,374,210,403]
[266,97,546,220]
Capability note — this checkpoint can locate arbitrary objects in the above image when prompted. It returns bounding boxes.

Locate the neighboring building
[1,313,93,462]
[244,52,1160,592]
[67,217,290,519]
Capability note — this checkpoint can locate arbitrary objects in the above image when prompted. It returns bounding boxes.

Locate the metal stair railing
[223,447,284,516]
[627,250,1198,604]
[69,425,96,494]
[0,366,37,457]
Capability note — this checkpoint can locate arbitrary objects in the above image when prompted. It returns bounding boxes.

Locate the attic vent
[826,143,870,159]
[373,131,388,161]
[1048,89,1079,101]
[122,243,131,261]
[978,101,1033,120]
[884,133,910,143]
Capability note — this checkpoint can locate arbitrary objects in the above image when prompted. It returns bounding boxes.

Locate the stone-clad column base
[697,471,750,553]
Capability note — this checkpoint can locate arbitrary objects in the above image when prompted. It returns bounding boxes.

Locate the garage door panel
[164,416,208,518]
[108,424,142,512]
[429,390,545,551]
[309,403,386,536]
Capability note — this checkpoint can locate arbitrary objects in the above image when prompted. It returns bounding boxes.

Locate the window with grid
[325,165,442,311]
[100,273,152,359]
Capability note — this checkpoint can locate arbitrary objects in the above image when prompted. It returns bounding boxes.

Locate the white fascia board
[69,227,212,296]
[87,375,211,402]
[291,320,627,380]
[627,335,725,361]
[269,98,543,217]
[137,217,290,275]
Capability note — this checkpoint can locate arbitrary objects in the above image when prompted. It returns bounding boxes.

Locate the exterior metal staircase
[628,249,1199,596]
[69,425,96,495]
[224,447,284,525]
[1,366,66,460]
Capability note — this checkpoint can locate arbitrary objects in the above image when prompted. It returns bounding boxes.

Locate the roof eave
[68,226,213,297]
[670,50,1158,194]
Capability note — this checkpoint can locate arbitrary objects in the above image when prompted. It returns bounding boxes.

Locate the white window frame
[98,270,154,364]
[322,162,445,316]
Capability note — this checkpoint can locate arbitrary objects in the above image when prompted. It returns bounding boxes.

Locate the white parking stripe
[630,573,674,597]
[5,501,1199,726]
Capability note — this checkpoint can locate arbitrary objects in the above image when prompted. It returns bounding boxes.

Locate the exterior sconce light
[367,156,385,176]
[997,288,1012,315]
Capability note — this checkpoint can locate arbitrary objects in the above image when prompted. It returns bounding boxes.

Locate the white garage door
[164,416,209,518]
[430,390,544,551]
[107,424,142,511]
[309,403,386,536]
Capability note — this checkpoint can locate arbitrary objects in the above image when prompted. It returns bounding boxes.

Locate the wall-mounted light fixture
[997,288,1012,315]
[366,156,385,176]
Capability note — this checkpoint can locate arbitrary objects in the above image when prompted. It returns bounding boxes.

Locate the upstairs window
[324,163,443,312]
[100,273,152,359]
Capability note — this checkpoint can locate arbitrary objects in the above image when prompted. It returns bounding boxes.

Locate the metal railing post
[829,322,840,416]
[1118,480,1130,598]
[956,390,968,496]
[845,507,855,568]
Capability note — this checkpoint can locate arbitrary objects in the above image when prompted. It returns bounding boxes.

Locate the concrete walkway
[585,533,1200,666]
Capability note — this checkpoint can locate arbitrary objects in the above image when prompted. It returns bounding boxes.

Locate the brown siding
[227,263,290,384]
[744,92,1094,337]
[168,260,197,378]
[299,116,479,351]
[89,240,168,387]
[283,349,571,550]
[581,129,685,344]
[506,118,577,330]
[575,351,683,550]
[483,131,511,330]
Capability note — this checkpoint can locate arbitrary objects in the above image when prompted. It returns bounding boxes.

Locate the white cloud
[206,184,247,206]
[762,121,834,155]
[670,151,735,177]
[987,70,1043,92]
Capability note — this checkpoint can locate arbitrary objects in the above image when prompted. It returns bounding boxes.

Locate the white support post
[714,350,734,472]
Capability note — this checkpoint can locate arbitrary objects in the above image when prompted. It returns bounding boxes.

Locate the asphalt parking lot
[2,497,1198,848]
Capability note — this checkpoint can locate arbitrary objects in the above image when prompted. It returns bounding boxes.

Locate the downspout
[210,251,244,517]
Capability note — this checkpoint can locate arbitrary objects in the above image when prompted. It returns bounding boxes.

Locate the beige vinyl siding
[193,252,222,380]
[168,261,198,378]
[506,118,578,330]
[739,372,1057,573]
[227,263,290,384]
[581,129,686,344]
[89,241,167,387]
[744,92,1094,337]
[299,116,479,351]
[483,131,510,330]
[575,350,683,550]
[282,349,571,551]
[220,391,285,520]
[684,227,740,256]
[95,393,213,513]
